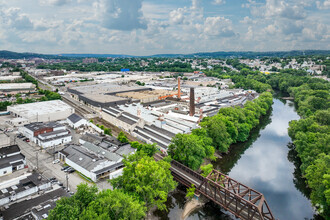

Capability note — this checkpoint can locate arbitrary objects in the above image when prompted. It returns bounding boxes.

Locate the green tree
[168,132,214,170]
[130,141,158,157]
[118,131,128,143]
[200,164,213,177]
[200,116,231,152]
[186,184,196,200]
[305,153,330,217]
[104,128,112,135]
[81,189,146,220]
[110,153,177,211]
[48,183,98,220]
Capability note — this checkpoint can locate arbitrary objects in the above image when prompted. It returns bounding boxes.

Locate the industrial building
[59,133,136,182]
[67,113,87,129]
[67,83,151,108]
[0,172,67,220]
[0,83,36,94]
[0,145,26,177]
[0,172,51,207]
[19,122,72,148]
[8,100,75,125]
[101,86,257,151]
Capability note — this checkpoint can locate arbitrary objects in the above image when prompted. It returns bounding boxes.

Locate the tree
[130,141,158,157]
[110,153,177,211]
[48,183,98,220]
[104,128,112,135]
[48,196,80,220]
[118,131,128,143]
[200,116,232,152]
[186,184,196,200]
[168,132,214,170]
[200,164,213,177]
[81,189,146,220]
[305,153,330,217]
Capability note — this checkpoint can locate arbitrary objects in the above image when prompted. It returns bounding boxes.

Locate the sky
[0,0,329,55]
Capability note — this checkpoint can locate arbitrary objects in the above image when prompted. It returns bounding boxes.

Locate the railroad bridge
[154,153,275,220]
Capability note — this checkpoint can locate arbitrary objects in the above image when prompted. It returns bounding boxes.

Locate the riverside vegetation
[204,67,329,218]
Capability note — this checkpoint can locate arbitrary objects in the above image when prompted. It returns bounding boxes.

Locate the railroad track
[61,96,92,116]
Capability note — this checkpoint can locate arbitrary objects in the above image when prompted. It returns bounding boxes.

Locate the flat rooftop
[69,83,150,96]
[8,100,74,117]
[0,83,35,90]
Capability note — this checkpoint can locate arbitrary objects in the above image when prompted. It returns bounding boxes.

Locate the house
[19,122,72,149]
[0,145,26,177]
[67,113,87,129]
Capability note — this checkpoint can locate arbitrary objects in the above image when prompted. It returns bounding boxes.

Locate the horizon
[0,0,329,56]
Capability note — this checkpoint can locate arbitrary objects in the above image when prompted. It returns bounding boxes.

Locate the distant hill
[59,53,132,58]
[0,50,60,59]
[151,50,330,58]
[0,50,329,59]
[55,50,330,59]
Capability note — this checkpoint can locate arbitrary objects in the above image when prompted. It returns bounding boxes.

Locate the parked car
[23,138,30,142]
[67,168,75,173]
[61,166,70,171]
[52,159,60,164]
[17,134,24,138]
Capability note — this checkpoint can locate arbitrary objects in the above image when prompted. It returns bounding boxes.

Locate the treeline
[49,144,177,219]
[168,92,273,171]
[220,69,329,217]
[20,70,38,87]
[37,60,194,73]
[286,81,329,217]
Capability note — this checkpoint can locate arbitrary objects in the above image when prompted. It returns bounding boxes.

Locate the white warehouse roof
[8,100,74,120]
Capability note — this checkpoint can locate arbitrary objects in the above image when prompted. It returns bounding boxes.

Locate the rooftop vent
[79,157,83,161]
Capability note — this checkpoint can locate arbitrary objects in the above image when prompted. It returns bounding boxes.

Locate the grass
[76,171,93,183]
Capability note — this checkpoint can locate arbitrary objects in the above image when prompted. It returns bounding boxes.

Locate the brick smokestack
[178,77,181,99]
[189,87,195,116]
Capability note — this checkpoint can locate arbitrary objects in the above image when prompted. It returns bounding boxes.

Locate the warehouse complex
[0,83,36,94]
[7,100,75,126]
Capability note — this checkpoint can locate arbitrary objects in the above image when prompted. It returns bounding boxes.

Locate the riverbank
[153,98,318,220]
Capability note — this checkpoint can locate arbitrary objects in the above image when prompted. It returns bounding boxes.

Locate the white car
[52,159,60,164]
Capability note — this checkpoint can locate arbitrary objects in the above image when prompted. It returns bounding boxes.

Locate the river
[153,98,319,220]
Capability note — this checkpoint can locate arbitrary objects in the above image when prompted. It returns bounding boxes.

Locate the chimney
[189,88,195,116]
[178,77,181,99]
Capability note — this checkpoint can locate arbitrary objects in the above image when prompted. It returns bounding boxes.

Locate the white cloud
[240,16,257,24]
[0,7,33,30]
[213,0,226,5]
[39,0,72,6]
[169,8,186,25]
[203,16,235,37]
[316,0,330,9]
[95,0,147,31]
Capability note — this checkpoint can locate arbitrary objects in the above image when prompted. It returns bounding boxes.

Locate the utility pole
[36,151,39,170]
[66,173,69,192]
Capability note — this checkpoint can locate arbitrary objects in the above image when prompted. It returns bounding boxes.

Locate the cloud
[250,0,307,20]
[0,7,34,30]
[240,16,257,24]
[213,0,226,5]
[203,16,236,37]
[169,8,186,25]
[95,0,147,31]
[316,0,330,9]
[40,0,72,6]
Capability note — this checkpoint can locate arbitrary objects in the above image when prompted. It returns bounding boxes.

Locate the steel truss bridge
[154,153,275,220]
